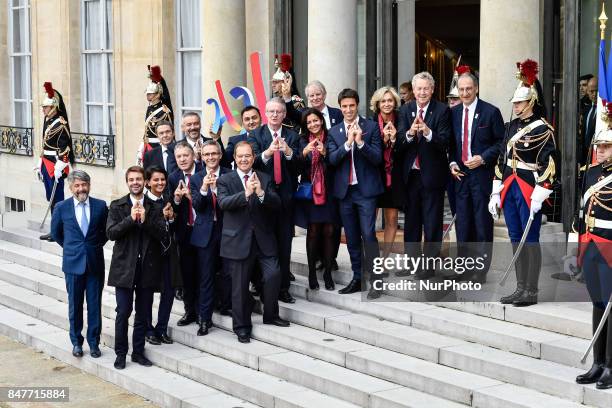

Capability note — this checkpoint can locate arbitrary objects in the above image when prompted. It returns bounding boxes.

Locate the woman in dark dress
[370,86,404,258]
[295,108,340,290]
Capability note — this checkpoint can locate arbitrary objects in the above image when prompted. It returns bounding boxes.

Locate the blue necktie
[79,202,89,236]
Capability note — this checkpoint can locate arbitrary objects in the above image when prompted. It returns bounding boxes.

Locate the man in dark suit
[50,170,108,358]
[223,106,262,168]
[449,73,504,282]
[169,141,203,326]
[143,121,178,175]
[189,141,231,336]
[248,97,300,304]
[580,76,598,166]
[180,111,226,166]
[328,88,383,297]
[396,72,451,279]
[217,141,289,343]
[106,166,168,370]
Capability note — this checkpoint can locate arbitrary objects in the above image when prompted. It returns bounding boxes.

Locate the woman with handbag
[294,108,340,290]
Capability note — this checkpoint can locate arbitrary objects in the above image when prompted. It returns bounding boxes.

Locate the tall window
[81,0,114,135]
[176,0,202,132]
[8,0,32,127]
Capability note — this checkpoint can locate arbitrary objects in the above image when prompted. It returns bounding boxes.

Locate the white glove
[529,185,552,216]
[488,194,501,220]
[54,160,68,179]
[33,158,43,181]
[530,199,543,215]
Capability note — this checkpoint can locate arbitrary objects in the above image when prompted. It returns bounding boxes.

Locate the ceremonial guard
[37,82,74,241]
[488,60,557,306]
[138,65,174,164]
[272,54,305,132]
[575,129,612,389]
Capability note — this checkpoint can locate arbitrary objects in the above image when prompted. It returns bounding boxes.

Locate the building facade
[1,0,577,225]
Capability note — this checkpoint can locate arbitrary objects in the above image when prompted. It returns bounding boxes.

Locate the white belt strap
[507,119,545,153]
[594,219,612,230]
[582,173,612,206]
[506,160,538,171]
[43,150,57,156]
[147,137,160,144]
[145,106,165,124]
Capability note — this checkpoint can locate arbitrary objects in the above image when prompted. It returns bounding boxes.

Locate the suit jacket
[223,133,248,167]
[248,126,300,203]
[168,163,203,245]
[286,104,344,130]
[581,102,597,165]
[449,99,504,189]
[327,117,384,199]
[190,166,231,248]
[396,99,451,189]
[50,197,108,276]
[217,170,281,260]
[106,195,168,290]
[143,143,178,175]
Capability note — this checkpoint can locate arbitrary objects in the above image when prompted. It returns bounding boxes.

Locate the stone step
[0,260,600,408]
[0,306,259,408]
[0,280,362,408]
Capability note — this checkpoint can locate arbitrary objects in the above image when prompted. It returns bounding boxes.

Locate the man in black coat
[396,72,451,279]
[106,166,168,370]
[217,141,289,344]
[143,121,178,175]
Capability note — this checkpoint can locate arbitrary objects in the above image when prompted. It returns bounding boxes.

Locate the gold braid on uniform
[43,117,71,158]
[508,126,555,182]
[144,105,172,142]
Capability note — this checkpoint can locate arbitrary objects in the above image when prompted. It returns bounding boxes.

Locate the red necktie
[347,124,353,184]
[244,174,250,189]
[185,173,194,226]
[462,107,469,163]
[415,109,424,169]
[273,132,282,184]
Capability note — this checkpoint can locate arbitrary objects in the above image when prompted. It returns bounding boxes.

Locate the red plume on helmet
[280,54,292,72]
[44,82,54,99]
[455,65,471,76]
[149,65,162,83]
[517,59,539,86]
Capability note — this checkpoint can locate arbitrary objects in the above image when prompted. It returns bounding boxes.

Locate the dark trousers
[403,170,445,258]
[275,202,294,291]
[446,173,456,216]
[196,227,221,323]
[64,267,103,348]
[115,285,154,356]
[454,171,493,274]
[217,261,232,312]
[42,164,64,205]
[179,242,199,316]
[226,237,281,334]
[147,259,174,337]
[584,244,612,363]
[339,185,379,280]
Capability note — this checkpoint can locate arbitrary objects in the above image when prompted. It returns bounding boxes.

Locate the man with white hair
[51,170,108,358]
[284,80,343,130]
[396,71,451,280]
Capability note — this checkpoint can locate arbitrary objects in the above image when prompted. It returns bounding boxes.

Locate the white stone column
[397,0,415,86]
[308,0,358,107]
[479,0,541,120]
[202,0,246,141]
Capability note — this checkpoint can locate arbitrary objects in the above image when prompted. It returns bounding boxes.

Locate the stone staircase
[0,215,607,407]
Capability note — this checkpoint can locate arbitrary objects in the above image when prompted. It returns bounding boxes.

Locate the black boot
[500,243,527,304]
[513,245,540,307]
[597,361,612,389]
[512,289,538,307]
[576,363,605,384]
[306,227,320,290]
[323,268,335,291]
[577,306,607,384]
[500,284,525,304]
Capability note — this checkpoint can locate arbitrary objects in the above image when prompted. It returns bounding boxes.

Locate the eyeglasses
[202,152,220,157]
[266,110,284,116]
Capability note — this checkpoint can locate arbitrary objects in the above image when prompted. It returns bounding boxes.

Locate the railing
[0,125,33,156]
[72,132,115,167]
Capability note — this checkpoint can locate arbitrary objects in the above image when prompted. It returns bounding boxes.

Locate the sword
[442,214,457,242]
[499,214,534,286]
[581,293,612,363]
[40,178,58,229]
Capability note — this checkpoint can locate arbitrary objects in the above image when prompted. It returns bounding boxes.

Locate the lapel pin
[411,111,416,118]
[475,113,479,119]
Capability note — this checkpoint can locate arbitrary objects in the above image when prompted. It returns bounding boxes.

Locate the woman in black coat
[294,108,340,290]
[370,86,404,258]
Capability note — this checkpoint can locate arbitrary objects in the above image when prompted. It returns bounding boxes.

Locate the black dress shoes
[323,271,335,291]
[159,334,173,344]
[597,367,612,389]
[177,312,198,326]
[512,290,538,307]
[174,288,184,301]
[576,363,604,384]
[145,335,162,345]
[114,355,126,370]
[279,290,295,303]
[237,332,250,343]
[90,346,101,358]
[197,320,213,336]
[131,353,153,367]
[263,317,290,327]
[338,279,361,294]
[39,233,54,242]
[72,345,83,357]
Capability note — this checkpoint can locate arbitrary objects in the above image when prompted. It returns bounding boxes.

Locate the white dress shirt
[200,167,221,196]
[321,105,331,130]
[73,197,90,231]
[182,166,197,222]
[406,102,433,170]
[343,120,365,185]
[450,98,479,168]
[262,126,293,163]
[161,145,170,171]
[237,168,265,202]
[129,195,144,207]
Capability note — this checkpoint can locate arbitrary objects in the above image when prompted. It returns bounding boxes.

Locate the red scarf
[378,112,395,188]
[310,132,326,205]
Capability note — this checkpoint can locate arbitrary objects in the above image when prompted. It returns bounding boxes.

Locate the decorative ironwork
[72,132,115,167]
[0,125,33,156]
